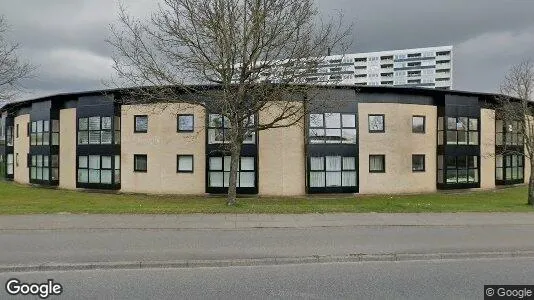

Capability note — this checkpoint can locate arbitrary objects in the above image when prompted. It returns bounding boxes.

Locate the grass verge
[0,181,532,214]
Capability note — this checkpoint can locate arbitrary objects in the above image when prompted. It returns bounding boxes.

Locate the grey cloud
[1,0,534,98]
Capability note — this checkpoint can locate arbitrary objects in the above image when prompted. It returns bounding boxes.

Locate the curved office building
[0,86,527,195]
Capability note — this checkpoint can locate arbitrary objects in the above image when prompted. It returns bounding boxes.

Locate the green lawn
[0,181,532,214]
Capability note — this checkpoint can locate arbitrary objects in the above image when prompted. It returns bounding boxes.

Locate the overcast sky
[2,0,534,100]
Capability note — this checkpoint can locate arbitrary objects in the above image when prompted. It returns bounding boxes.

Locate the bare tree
[497,60,534,205]
[108,0,352,205]
[0,16,33,102]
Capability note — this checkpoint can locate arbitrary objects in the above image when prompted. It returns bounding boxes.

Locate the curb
[2,250,534,273]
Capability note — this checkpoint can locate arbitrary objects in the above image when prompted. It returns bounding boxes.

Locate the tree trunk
[227,142,242,206]
[529,160,534,206]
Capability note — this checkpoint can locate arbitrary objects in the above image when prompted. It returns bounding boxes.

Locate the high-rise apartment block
[304,45,453,89]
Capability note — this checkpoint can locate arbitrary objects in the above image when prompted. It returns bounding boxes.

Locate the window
[208,156,255,187]
[177,115,194,132]
[134,154,147,172]
[51,155,59,181]
[412,116,425,133]
[7,126,13,146]
[177,155,194,173]
[78,117,113,145]
[77,155,115,184]
[369,155,385,173]
[0,155,5,178]
[412,155,425,172]
[496,155,523,181]
[134,115,148,133]
[309,113,356,144]
[368,115,384,133]
[30,120,50,146]
[208,114,256,144]
[446,117,478,145]
[16,124,19,138]
[309,156,357,187]
[7,154,13,175]
[15,153,19,167]
[496,120,523,146]
[51,120,60,145]
[30,155,49,181]
[442,156,479,184]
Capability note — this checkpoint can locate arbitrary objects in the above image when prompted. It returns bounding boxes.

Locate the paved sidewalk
[1,212,534,230]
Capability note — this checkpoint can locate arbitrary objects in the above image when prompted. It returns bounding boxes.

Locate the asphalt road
[2,225,534,266]
[1,258,533,299]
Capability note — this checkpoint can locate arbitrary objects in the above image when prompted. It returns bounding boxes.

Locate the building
[261,46,453,89]
[0,85,527,196]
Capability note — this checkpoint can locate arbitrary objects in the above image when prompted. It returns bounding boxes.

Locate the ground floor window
[78,155,120,184]
[29,155,59,181]
[0,154,5,177]
[309,156,357,187]
[208,156,255,187]
[496,155,523,181]
[7,154,13,175]
[438,155,479,184]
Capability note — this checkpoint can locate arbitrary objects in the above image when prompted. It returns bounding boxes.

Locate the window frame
[412,115,426,134]
[412,154,426,172]
[308,113,357,144]
[177,114,195,132]
[134,154,148,172]
[177,154,194,173]
[369,154,386,173]
[134,115,148,133]
[368,114,385,133]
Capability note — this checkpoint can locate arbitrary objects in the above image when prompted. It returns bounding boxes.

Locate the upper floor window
[446,117,478,145]
[496,119,523,146]
[177,114,194,132]
[78,117,113,145]
[208,114,255,144]
[134,115,148,133]
[368,114,385,133]
[412,116,425,133]
[309,113,356,144]
[30,120,53,146]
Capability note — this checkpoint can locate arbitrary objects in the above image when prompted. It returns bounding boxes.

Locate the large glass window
[78,116,113,145]
[78,155,117,184]
[30,120,50,146]
[309,113,356,144]
[496,120,523,146]
[442,155,479,184]
[30,155,50,181]
[496,154,523,181]
[208,114,255,144]
[134,115,148,133]
[309,156,357,187]
[446,117,478,145]
[208,156,255,187]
